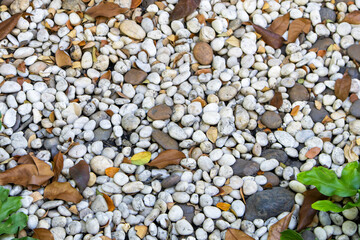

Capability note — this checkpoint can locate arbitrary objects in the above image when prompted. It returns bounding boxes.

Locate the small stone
[68,144,87,158]
[218,86,237,101]
[319,8,336,22]
[274,131,297,148]
[311,37,334,50]
[168,205,184,222]
[90,156,113,175]
[62,0,86,11]
[14,47,35,59]
[147,104,172,120]
[349,120,360,135]
[263,172,280,186]
[93,128,112,141]
[260,111,282,129]
[124,68,147,85]
[3,108,17,128]
[121,114,140,131]
[161,174,181,188]
[86,218,100,235]
[175,219,193,235]
[122,181,144,193]
[349,100,360,118]
[231,200,245,217]
[10,0,29,14]
[178,204,195,223]
[347,44,360,62]
[193,42,213,65]
[0,64,17,76]
[203,206,221,219]
[232,159,260,177]
[120,20,146,40]
[202,112,220,125]
[1,81,21,93]
[289,84,310,102]
[151,129,179,150]
[261,149,288,164]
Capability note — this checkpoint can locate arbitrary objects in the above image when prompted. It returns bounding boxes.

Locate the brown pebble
[124,68,147,85]
[147,104,172,120]
[260,111,282,129]
[193,42,213,65]
[151,129,179,150]
[288,83,309,103]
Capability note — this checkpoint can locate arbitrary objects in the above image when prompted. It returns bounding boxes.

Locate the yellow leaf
[216,202,231,211]
[135,225,148,238]
[226,36,240,47]
[131,151,151,165]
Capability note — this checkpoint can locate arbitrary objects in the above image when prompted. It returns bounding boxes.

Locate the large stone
[288,83,309,103]
[178,204,195,224]
[311,37,334,51]
[193,42,213,65]
[260,111,282,129]
[124,68,147,85]
[309,102,329,123]
[244,187,295,221]
[232,159,260,177]
[261,149,288,164]
[347,44,360,62]
[151,129,179,150]
[147,104,172,120]
[350,100,360,118]
[120,20,146,40]
[319,7,336,22]
[90,156,113,175]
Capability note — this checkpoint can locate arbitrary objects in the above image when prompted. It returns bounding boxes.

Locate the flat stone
[261,149,288,164]
[311,37,334,51]
[309,102,329,122]
[260,111,282,129]
[93,128,112,141]
[161,174,181,189]
[263,172,280,187]
[151,129,179,150]
[120,20,146,40]
[274,131,297,148]
[339,67,360,79]
[1,81,21,93]
[232,159,260,177]
[288,83,309,102]
[302,230,316,240]
[244,187,295,221]
[218,86,237,101]
[124,68,147,85]
[319,7,336,22]
[350,99,360,118]
[62,0,85,11]
[147,104,172,120]
[193,42,213,65]
[91,195,108,212]
[178,204,195,224]
[90,156,113,175]
[347,44,360,62]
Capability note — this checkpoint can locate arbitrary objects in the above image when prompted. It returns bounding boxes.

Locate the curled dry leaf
[100,70,111,80]
[270,92,283,109]
[342,10,360,24]
[305,147,321,159]
[225,228,255,240]
[147,149,186,168]
[85,1,128,18]
[297,188,327,231]
[55,49,72,68]
[169,0,201,21]
[344,140,359,162]
[215,186,233,196]
[69,160,90,192]
[105,167,120,178]
[131,0,142,8]
[252,24,284,49]
[52,151,64,182]
[216,202,231,211]
[0,13,24,40]
[33,228,54,240]
[0,153,54,190]
[206,126,218,143]
[27,134,36,148]
[102,193,115,211]
[268,208,294,240]
[269,12,290,36]
[44,181,83,203]
[287,18,311,43]
[334,72,351,101]
[131,151,152,165]
[135,225,148,239]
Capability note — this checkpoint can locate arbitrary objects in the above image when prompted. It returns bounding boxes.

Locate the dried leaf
[53,151,64,182]
[147,149,186,168]
[69,160,90,192]
[216,202,231,211]
[49,111,55,122]
[206,126,218,143]
[44,181,83,203]
[105,167,120,177]
[225,228,255,240]
[17,61,26,72]
[33,228,54,240]
[344,140,359,162]
[252,24,284,49]
[290,105,300,116]
[215,186,233,196]
[30,192,43,202]
[0,153,54,190]
[314,100,322,110]
[55,49,72,68]
[305,147,321,159]
[102,193,115,211]
[270,92,283,109]
[297,188,327,231]
[191,96,206,107]
[350,93,359,103]
[335,72,351,101]
[135,225,148,239]
[27,134,36,148]
[86,1,128,18]
[269,12,290,36]
[131,151,152,165]
[226,36,240,47]
[0,13,23,40]
[287,18,311,43]
[100,70,111,80]
[131,0,142,8]
[268,208,294,240]
[342,10,360,24]
[169,0,201,21]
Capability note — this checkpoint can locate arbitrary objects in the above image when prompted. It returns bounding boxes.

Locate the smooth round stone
[14,47,35,58]
[122,181,144,193]
[218,86,237,101]
[113,172,129,186]
[147,104,172,120]
[120,20,146,40]
[319,7,336,22]
[288,84,309,102]
[347,44,360,62]
[90,156,113,175]
[168,205,183,221]
[68,144,87,158]
[202,112,220,125]
[349,100,360,118]
[309,102,329,123]
[124,68,147,85]
[193,42,213,65]
[1,81,21,93]
[203,206,221,219]
[0,64,16,76]
[175,219,193,235]
[349,120,360,135]
[311,37,334,50]
[260,111,282,129]
[241,38,257,55]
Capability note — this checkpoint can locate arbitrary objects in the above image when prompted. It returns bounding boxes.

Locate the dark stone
[301,230,316,240]
[263,172,280,187]
[244,187,295,221]
[232,159,260,177]
[260,111,282,129]
[161,174,181,189]
[350,100,360,118]
[151,129,179,150]
[124,69,147,85]
[311,37,334,51]
[309,102,329,123]
[93,128,112,141]
[288,84,309,103]
[347,44,360,62]
[178,204,195,223]
[319,7,336,22]
[12,113,21,132]
[147,104,172,120]
[261,149,288,164]
[90,111,110,127]
[336,0,352,4]
[339,67,360,79]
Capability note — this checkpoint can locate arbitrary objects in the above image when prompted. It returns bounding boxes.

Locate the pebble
[349,100,360,118]
[289,84,310,102]
[90,156,113,175]
[175,219,193,235]
[218,86,237,101]
[347,44,360,62]
[120,20,146,40]
[122,181,144,193]
[68,144,87,158]
[193,42,214,65]
[260,111,282,129]
[124,68,147,85]
[151,129,179,150]
[147,104,172,120]
[1,81,21,93]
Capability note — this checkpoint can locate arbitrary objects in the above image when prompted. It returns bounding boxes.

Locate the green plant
[297,161,360,212]
[280,229,304,240]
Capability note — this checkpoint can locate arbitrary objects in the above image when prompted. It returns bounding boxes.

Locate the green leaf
[311,200,345,212]
[0,212,28,235]
[0,186,9,202]
[14,237,38,240]
[343,197,360,210]
[341,161,360,190]
[280,229,304,240]
[0,196,22,222]
[297,166,357,197]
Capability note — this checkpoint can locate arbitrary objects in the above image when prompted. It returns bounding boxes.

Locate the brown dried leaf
[86,1,128,18]
[53,151,64,182]
[169,0,201,21]
[49,111,55,122]
[100,70,111,80]
[30,192,43,202]
[215,186,233,196]
[252,24,284,49]
[270,92,283,109]
[297,188,327,231]
[0,13,23,40]
[69,160,90,192]
[342,10,360,24]
[192,96,207,107]
[135,225,148,239]
[335,72,352,101]
[105,167,120,178]
[131,0,142,8]
[269,12,290,36]
[102,193,115,211]
[225,228,255,240]
[290,105,300,116]
[288,18,311,43]
[17,61,26,72]
[344,140,359,162]
[206,126,218,143]
[305,147,321,159]
[55,49,72,68]
[147,149,186,168]
[27,134,36,148]
[33,228,54,240]
[44,181,83,203]
[268,208,294,240]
